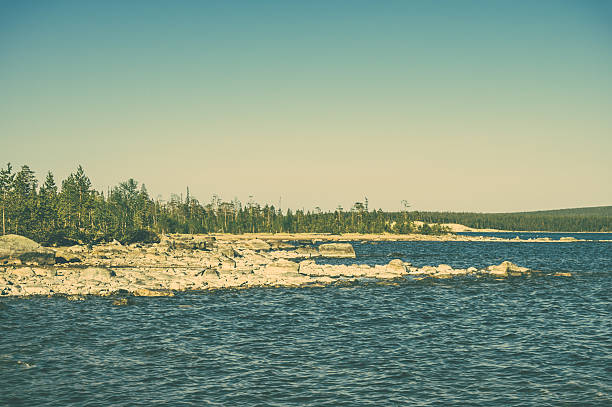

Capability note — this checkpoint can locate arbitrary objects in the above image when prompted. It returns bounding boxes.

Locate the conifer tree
[0,163,14,235]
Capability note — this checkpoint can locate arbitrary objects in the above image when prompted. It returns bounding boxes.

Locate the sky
[1,0,611,213]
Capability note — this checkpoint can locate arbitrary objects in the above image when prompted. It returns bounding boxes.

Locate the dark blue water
[1,235,611,406]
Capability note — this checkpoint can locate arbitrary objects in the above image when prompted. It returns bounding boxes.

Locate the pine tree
[0,163,15,235]
[39,171,59,237]
[11,165,38,235]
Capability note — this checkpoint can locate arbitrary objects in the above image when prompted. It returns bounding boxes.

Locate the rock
[217,245,237,258]
[32,268,55,277]
[264,259,300,276]
[241,253,269,265]
[386,259,406,274]
[92,243,128,255]
[66,295,86,301]
[201,268,220,278]
[410,266,438,275]
[487,261,529,276]
[318,243,356,258]
[268,241,295,250]
[159,235,210,250]
[295,246,319,257]
[80,267,116,281]
[298,260,331,276]
[8,267,35,278]
[436,264,454,273]
[298,259,317,273]
[0,235,55,265]
[132,288,174,297]
[220,258,236,270]
[20,285,51,296]
[112,298,134,306]
[242,239,271,251]
[54,249,82,263]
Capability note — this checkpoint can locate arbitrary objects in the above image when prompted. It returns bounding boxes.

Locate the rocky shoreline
[0,233,574,299]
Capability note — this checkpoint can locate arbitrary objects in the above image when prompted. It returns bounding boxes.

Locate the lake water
[1,233,611,406]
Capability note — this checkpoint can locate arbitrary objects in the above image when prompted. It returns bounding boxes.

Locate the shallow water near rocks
[1,234,611,406]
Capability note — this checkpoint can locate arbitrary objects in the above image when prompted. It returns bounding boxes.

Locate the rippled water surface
[2,235,611,406]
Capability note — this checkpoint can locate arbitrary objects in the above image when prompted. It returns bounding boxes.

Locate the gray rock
[318,243,356,258]
[0,235,55,265]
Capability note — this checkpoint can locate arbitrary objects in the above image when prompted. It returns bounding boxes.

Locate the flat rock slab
[318,243,356,258]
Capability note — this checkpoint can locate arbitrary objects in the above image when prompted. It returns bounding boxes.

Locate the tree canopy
[0,163,608,245]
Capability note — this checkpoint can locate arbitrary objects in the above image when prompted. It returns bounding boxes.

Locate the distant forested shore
[414,207,612,233]
[0,163,609,245]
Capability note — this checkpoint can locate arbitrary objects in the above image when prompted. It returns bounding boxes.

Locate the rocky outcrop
[241,239,271,251]
[0,232,562,297]
[318,243,356,258]
[295,246,319,257]
[0,235,55,265]
[263,260,300,277]
[486,261,529,277]
[403,261,536,279]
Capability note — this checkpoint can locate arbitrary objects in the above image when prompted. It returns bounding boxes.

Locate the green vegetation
[411,207,612,232]
[2,163,608,245]
[0,163,446,245]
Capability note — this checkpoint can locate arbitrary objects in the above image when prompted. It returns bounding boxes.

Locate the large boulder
[318,243,356,258]
[0,235,55,265]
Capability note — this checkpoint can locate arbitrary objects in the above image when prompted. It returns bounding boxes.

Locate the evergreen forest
[0,163,609,245]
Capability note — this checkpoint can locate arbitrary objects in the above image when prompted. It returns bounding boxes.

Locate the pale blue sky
[1,1,611,212]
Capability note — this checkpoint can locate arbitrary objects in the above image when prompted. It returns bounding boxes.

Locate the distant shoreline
[207,232,605,243]
[416,222,611,234]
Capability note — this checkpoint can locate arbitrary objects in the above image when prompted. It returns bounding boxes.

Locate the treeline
[0,163,447,245]
[411,211,612,232]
